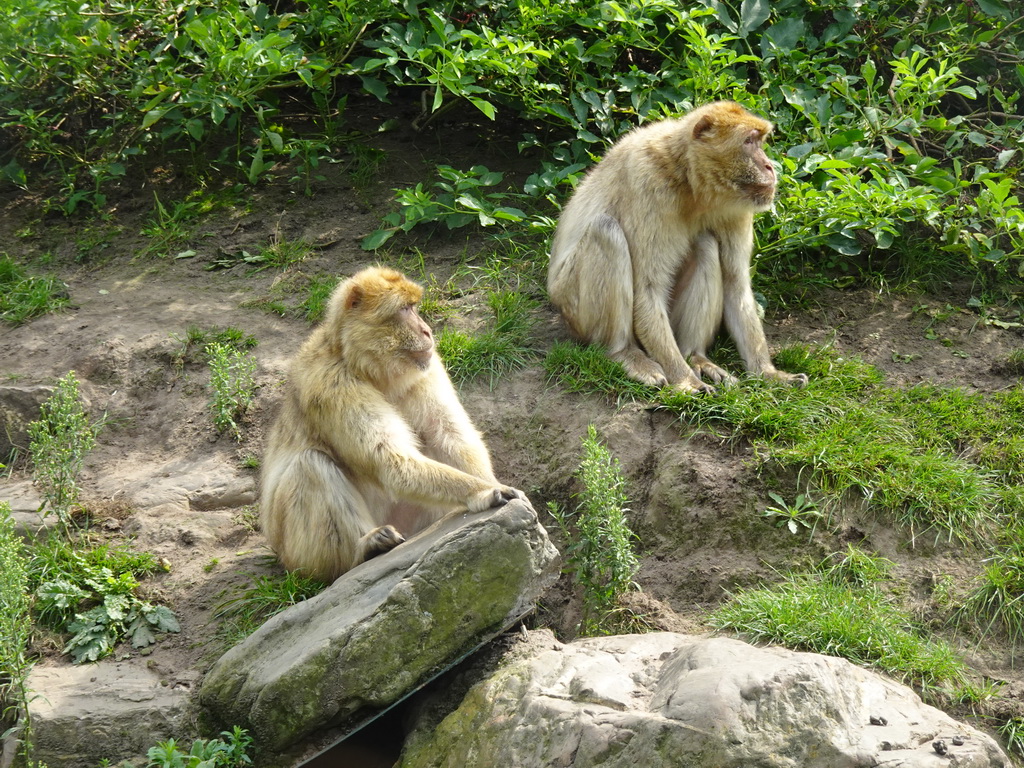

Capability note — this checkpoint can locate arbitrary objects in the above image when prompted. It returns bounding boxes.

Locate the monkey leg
[670,233,733,390]
[552,214,674,388]
[267,449,399,581]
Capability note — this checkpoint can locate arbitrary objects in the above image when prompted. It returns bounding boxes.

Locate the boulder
[198,498,558,753]
[400,631,1009,768]
[27,662,192,768]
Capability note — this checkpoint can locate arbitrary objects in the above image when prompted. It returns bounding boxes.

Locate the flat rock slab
[28,662,192,768]
[400,630,1010,768]
[199,498,558,753]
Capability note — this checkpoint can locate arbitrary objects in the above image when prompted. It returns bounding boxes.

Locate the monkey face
[396,304,434,369]
[737,130,777,209]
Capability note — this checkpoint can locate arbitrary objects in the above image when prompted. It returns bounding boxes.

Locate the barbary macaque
[260,266,525,582]
[547,100,808,394]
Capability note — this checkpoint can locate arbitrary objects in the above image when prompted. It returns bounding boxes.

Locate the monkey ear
[692,115,715,141]
[346,284,364,311]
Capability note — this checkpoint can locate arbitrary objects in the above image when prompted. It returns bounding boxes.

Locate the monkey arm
[719,227,807,387]
[320,388,503,508]
[407,367,498,482]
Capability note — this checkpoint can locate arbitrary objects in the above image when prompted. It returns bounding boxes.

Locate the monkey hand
[468,485,524,512]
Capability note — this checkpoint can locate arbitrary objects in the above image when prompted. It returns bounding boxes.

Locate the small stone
[933,739,948,755]
[869,714,888,726]
[952,735,965,746]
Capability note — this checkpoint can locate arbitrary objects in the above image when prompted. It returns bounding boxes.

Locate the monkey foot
[364,525,406,558]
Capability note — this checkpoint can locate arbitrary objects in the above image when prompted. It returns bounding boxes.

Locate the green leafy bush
[0,503,32,743]
[28,371,102,528]
[549,424,640,636]
[145,726,253,768]
[205,342,258,441]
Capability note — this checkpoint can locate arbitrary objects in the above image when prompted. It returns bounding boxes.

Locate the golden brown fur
[261,266,525,582]
[548,100,808,393]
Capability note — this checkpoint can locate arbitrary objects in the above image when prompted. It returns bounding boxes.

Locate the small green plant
[549,424,640,636]
[214,569,324,646]
[363,165,527,249]
[206,343,258,441]
[760,492,823,535]
[28,371,102,528]
[30,536,179,664]
[0,255,68,326]
[146,726,253,768]
[0,503,33,756]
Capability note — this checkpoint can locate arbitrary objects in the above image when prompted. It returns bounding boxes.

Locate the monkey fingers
[672,374,716,396]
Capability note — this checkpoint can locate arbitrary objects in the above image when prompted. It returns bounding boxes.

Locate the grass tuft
[0,255,69,326]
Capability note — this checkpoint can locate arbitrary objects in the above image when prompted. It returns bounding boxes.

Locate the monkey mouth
[408,348,433,368]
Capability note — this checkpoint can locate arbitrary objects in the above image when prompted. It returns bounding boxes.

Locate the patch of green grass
[1006,349,1024,375]
[172,325,258,369]
[549,425,641,637]
[206,236,313,272]
[0,255,69,326]
[710,568,967,693]
[956,528,1024,651]
[438,289,538,386]
[214,569,324,646]
[300,275,340,324]
[546,342,1010,546]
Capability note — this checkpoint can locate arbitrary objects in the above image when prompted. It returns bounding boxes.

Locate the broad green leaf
[360,76,389,101]
[738,0,770,38]
[361,228,396,250]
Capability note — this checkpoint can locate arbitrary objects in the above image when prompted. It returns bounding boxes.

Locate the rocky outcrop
[400,630,1009,768]
[198,498,559,753]
[0,384,53,465]
[27,663,193,768]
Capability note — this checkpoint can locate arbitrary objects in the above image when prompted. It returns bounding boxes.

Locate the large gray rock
[27,662,192,768]
[199,498,558,753]
[400,631,1009,768]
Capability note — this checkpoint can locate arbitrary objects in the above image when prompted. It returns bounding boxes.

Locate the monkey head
[685,101,778,212]
[326,267,435,375]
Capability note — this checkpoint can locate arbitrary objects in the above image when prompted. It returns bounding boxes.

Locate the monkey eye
[744,133,761,145]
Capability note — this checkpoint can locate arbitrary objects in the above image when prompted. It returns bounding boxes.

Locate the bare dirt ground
[2,96,1024,764]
